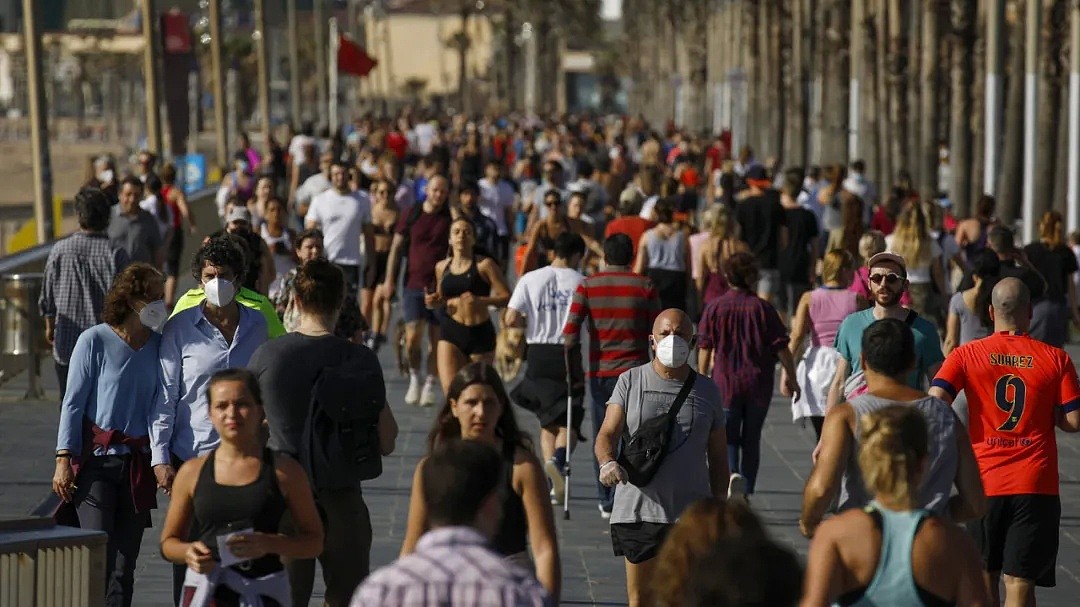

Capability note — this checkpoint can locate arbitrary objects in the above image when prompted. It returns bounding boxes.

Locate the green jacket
[171,287,286,338]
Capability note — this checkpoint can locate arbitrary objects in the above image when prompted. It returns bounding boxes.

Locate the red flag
[337,35,377,77]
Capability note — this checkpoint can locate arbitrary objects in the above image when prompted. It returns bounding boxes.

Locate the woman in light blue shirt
[52,262,168,607]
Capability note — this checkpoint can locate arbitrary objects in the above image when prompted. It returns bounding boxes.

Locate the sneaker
[545,458,566,506]
[420,376,439,407]
[598,504,611,520]
[404,374,421,406]
[550,488,558,506]
[728,472,748,503]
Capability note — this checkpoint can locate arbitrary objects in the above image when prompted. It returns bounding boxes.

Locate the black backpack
[299,353,386,491]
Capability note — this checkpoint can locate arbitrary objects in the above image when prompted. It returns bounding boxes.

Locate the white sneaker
[545,458,566,505]
[420,376,439,407]
[550,488,559,506]
[728,472,748,503]
[404,374,421,406]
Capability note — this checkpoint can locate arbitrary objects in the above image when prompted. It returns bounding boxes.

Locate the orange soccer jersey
[932,331,1080,496]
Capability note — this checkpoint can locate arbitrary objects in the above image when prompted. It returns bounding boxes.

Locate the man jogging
[930,278,1080,606]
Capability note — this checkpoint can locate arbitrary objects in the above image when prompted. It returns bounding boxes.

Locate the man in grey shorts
[594,309,731,606]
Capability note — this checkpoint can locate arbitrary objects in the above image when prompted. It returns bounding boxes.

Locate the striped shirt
[350,527,552,607]
[563,268,660,378]
[39,231,130,364]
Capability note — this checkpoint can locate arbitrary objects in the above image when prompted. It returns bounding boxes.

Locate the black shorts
[335,263,361,297]
[365,251,390,289]
[969,494,1061,587]
[438,315,496,356]
[611,521,673,564]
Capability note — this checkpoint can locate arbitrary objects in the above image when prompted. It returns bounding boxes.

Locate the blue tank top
[840,503,952,607]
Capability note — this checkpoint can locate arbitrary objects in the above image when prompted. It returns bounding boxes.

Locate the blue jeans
[590,376,620,512]
[725,392,772,494]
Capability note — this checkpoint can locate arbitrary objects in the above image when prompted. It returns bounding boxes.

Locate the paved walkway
[2,193,1080,603]
[5,342,1080,605]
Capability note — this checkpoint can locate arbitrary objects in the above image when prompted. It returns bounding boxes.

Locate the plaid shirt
[697,288,789,403]
[39,232,129,364]
[350,527,553,607]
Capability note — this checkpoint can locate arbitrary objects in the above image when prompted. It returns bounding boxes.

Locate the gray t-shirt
[948,291,991,346]
[609,363,725,525]
[108,207,162,264]
[838,393,958,516]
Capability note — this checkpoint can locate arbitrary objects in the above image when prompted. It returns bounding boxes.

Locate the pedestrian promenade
[4,340,1080,605]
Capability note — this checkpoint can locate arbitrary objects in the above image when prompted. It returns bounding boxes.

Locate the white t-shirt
[478,177,514,236]
[305,189,371,266]
[885,234,942,285]
[139,195,172,238]
[507,266,584,345]
[288,134,316,164]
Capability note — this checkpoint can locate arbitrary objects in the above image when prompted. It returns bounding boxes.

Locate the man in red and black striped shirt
[563,233,661,518]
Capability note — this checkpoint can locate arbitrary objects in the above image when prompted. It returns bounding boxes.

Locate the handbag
[617,373,695,486]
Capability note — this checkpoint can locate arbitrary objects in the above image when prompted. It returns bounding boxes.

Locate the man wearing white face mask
[150,237,272,602]
[594,309,730,607]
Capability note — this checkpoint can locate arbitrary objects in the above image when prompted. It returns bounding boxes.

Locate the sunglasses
[868,272,904,285]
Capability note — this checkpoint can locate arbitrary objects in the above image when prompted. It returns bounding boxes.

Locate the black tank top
[190,449,287,577]
[441,257,491,298]
[490,441,529,556]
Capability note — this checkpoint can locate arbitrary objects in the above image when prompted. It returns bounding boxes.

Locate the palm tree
[949,0,975,215]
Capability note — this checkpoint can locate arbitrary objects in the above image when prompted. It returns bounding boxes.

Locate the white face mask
[137,299,168,333]
[204,278,236,308]
[96,169,114,184]
[653,334,691,369]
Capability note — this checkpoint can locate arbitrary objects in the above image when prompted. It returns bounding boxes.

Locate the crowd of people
[40,111,1080,607]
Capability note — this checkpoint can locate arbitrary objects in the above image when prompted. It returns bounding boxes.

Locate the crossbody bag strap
[664,372,696,437]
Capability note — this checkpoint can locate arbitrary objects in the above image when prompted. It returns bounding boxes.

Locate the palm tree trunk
[997,0,1026,225]
[876,0,893,187]
[788,0,808,167]
[1036,0,1067,218]
[887,0,910,184]
[970,0,988,198]
[920,0,941,197]
[949,0,975,215]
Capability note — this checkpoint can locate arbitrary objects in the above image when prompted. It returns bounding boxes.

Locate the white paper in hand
[216,528,254,568]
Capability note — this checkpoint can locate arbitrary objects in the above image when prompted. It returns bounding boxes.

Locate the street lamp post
[22,0,53,243]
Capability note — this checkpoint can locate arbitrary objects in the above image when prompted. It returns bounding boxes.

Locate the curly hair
[101,263,163,326]
[190,236,246,283]
[651,498,766,607]
[722,251,759,290]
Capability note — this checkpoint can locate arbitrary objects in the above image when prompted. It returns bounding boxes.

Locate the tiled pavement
[5,344,1080,605]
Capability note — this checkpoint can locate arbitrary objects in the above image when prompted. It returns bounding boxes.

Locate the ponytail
[857,406,928,508]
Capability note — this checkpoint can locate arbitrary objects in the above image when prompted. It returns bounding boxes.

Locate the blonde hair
[1040,210,1065,249]
[889,205,932,267]
[858,230,886,261]
[711,208,734,241]
[651,498,764,607]
[699,206,719,233]
[858,406,928,508]
[822,249,855,285]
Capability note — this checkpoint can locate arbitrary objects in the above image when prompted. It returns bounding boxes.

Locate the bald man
[931,278,1080,606]
[381,175,452,406]
[595,309,730,607]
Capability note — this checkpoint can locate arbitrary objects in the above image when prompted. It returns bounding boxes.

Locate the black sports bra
[441,258,490,299]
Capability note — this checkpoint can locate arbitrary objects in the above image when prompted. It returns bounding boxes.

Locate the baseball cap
[866,252,907,275]
[225,206,252,225]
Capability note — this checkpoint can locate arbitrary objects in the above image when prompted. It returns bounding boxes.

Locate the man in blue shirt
[826,252,945,410]
[150,238,269,486]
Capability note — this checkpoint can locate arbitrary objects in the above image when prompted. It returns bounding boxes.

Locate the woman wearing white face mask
[52,263,167,607]
[697,252,800,499]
